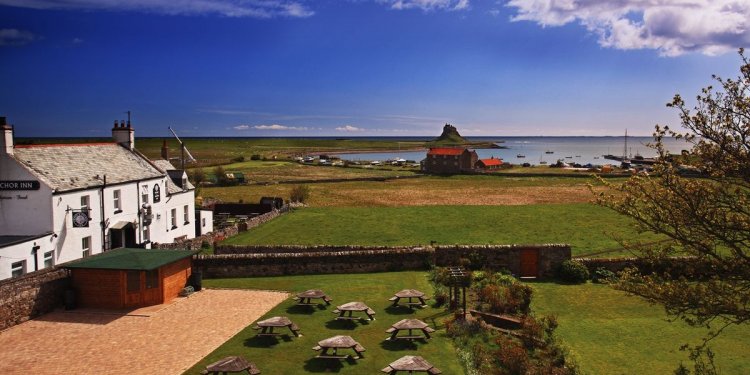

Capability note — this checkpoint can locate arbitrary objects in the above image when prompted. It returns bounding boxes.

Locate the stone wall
[215,245,410,255]
[577,256,705,276]
[0,267,70,331]
[201,244,571,278]
[434,244,571,278]
[154,206,289,251]
[194,248,434,278]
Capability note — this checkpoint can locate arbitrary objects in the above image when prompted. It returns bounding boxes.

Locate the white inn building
[0,117,207,280]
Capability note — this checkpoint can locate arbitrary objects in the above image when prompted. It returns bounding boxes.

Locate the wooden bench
[353,344,366,353]
[315,354,351,359]
[424,327,436,333]
[323,296,333,304]
[388,296,398,302]
[393,335,424,340]
[335,316,361,320]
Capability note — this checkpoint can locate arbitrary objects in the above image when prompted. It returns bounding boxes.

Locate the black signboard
[153,184,161,203]
[72,210,90,227]
[0,180,40,191]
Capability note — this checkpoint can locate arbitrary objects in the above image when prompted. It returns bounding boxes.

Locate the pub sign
[0,180,40,191]
[72,209,90,227]
[153,184,161,203]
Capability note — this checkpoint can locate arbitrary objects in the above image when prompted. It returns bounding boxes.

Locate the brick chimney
[112,119,134,150]
[1,116,13,156]
[161,139,169,160]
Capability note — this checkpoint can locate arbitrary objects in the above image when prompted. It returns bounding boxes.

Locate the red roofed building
[476,157,503,169]
[422,147,478,174]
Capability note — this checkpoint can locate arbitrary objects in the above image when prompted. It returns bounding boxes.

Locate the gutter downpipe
[100,175,106,252]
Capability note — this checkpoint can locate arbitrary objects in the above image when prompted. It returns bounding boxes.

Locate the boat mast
[623,129,628,159]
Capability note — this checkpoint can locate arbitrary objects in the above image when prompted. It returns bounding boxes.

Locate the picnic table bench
[332,302,376,321]
[390,289,429,307]
[381,355,442,374]
[251,316,301,337]
[201,355,261,375]
[293,289,332,306]
[385,319,436,341]
[312,335,366,360]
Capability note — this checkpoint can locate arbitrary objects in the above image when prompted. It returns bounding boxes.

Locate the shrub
[289,185,310,203]
[231,156,245,162]
[250,154,261,160]
[557,260,590,283]
[592,267,617,283]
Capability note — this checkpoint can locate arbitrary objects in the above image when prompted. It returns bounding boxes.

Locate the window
[80,195,90,210]
[82,236,91,257]
[202,218,206,227]
[126,270,140,292]
[113,189,121,212]
[170,208,177,229]
[141,185,149,204]
[145,270,159,289]
[11,261,25,278]
[183,205,189,224]
[43,251,54,268]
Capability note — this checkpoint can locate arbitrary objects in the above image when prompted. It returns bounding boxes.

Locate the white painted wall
[197,209,213,235]
[0,155,54,235]
[150,189,195,244]
[0,234,55,280]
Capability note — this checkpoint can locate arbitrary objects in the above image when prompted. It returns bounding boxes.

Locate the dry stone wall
[0,267,70,331]
[194,248,433,278]
[199,244,572,278]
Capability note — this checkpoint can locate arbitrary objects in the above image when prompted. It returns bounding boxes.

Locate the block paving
[0,288,288,375]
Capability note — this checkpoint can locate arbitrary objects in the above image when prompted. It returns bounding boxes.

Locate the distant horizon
[2,1,742,138]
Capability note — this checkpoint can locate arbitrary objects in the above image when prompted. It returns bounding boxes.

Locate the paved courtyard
[0,288,288,375]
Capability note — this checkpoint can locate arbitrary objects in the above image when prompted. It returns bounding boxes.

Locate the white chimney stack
[112,119,134,150]
[1,116,13,156]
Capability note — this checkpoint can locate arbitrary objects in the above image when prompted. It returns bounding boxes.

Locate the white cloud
[233,125,250,130]
[72,37,83,44]
[335,125,364,132]
[0,0,314,18]
[506,0,750,56]
[0,28,36,46]
[379,0,470,11]
[253,124,308,130]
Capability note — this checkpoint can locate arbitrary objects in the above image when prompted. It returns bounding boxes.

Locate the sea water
[334,136,692,166]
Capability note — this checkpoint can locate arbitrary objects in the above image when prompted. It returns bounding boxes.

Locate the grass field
[207,160,419,183]
[185,271,463,375]
[530,282,750,374]
[200,174,614,207]
[222,204,660,257]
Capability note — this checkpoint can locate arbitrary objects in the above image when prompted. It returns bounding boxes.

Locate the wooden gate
[520,249,539,278]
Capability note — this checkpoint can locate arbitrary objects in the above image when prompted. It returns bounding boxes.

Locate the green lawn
[185,271,463,374]
[530,282,750,375]
[223,204,663,257]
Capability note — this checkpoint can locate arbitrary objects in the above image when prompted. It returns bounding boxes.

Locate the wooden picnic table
[332,301,376,321]
[312,335,366,360]
[252,316,300,337]
[389,289,428,307]
[385,318,436,341]
[293,289,332,306]
[202,355,261,375]
[381,355,442,374]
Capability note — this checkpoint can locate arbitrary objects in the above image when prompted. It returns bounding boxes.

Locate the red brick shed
[65,248,196,309]
[476,157,503,169]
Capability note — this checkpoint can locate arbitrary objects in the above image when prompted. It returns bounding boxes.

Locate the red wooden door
[520,249,539,278]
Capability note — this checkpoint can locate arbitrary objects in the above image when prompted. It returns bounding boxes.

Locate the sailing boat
[539,154,547,165]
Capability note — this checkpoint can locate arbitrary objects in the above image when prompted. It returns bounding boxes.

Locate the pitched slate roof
[64,248,197,271]
[427,147,466,156]
[12,143,164,192]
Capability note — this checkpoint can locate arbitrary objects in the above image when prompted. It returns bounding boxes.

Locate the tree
[190,167,205,186]
[596,50,750,367]
[213,165,228,186]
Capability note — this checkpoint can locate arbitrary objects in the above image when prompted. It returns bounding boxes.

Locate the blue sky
[0,1,746,137]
